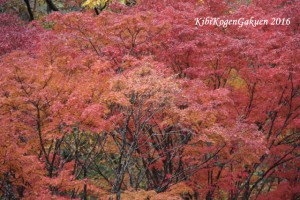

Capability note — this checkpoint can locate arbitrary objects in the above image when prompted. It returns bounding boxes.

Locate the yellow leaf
[82,0,109,9]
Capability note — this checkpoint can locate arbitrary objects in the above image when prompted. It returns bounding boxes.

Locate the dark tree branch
[23,0,34,21]
[45,0,59,11]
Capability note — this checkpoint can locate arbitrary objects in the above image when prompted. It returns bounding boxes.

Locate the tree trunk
[83,168,87,200]
[23,0,34,21]
[45,0,59,11]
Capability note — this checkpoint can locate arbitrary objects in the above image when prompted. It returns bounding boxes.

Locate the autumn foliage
[0,0,299,199]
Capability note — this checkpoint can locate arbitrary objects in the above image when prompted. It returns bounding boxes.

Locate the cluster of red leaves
[0,0,299,199]
[0,14,40,56]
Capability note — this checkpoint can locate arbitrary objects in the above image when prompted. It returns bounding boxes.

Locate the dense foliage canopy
[0,0,299,199]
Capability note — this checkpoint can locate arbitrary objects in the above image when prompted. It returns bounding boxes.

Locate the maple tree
[0,0,299,199]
